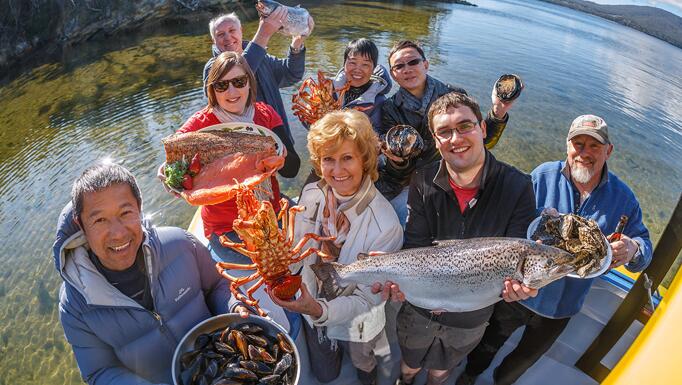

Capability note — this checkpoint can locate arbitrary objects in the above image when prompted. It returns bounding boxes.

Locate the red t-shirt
[178,102,283,237]
[449,178,479,214]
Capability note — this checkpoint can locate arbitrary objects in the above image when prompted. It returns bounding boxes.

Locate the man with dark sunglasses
[377,40,518,226]
[202,11,315,144]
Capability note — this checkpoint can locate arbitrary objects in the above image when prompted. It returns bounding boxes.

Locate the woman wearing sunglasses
[177,51,300,264]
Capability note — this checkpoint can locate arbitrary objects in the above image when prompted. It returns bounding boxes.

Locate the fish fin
[310,262,348,301]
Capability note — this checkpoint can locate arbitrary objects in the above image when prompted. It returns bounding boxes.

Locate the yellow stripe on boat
[188,208,208,245]
[603,268,681,384]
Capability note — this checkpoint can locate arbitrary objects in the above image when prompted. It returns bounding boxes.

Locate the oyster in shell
[530,212,607,277]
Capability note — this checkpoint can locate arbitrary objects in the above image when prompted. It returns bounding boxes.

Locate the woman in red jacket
[178,51,300,263]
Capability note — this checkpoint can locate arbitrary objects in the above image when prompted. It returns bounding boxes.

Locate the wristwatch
[290,44,305,54]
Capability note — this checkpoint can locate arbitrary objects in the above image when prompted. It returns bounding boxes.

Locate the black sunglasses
[212,75,249,92]
[391,58,424,72]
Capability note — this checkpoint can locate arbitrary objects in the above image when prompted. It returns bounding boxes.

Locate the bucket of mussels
[172,314,300,385]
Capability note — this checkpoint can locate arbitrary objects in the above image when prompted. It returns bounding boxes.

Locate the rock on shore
[0,0,253,72]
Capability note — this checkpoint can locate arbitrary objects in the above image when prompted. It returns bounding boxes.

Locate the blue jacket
[54,204,232,385]
[521,160,653,318]
[332,64,392,130]
[203,42,306,144]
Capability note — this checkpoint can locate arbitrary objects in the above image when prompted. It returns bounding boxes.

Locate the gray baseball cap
[567,115,610,144]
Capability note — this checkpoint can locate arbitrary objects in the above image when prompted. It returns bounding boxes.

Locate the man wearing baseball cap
[457,114,653,385]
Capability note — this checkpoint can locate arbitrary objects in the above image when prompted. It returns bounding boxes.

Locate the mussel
[177,321,297,385]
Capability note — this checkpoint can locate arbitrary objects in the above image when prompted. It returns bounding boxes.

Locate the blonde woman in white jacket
[270,110,403,385]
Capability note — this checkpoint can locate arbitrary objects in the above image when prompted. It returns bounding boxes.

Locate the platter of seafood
[528,212,612,279]
[172,314,299,385]
[160,123,285,206]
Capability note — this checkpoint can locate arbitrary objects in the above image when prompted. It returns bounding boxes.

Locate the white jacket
[292,177,403,342]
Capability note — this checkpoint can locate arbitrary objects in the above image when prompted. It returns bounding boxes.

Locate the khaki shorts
[396,302,490,370]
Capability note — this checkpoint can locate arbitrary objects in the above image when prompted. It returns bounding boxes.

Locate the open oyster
[384,125,425,160]
[530,212,608,277]
[495,74,524,102]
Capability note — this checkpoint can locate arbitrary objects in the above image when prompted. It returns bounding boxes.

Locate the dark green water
[0,1,680,383]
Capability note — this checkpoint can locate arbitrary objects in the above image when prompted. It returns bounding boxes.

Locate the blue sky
[592,0,682,17]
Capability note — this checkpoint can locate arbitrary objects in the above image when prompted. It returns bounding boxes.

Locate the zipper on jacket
[358,322,364,340]
[142,243,172,342]
[151,310,164,327]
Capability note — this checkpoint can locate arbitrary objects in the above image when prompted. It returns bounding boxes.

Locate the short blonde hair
[307,110,379,182]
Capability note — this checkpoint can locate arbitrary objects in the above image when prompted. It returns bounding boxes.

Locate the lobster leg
[216,262,258,270]
[246,277,266,314]
[287,205,305,243]
[290,233,335,256]
[278,198,289,222]
[219,238,259,259]
[290,247,331,264]
[229,272,261,307]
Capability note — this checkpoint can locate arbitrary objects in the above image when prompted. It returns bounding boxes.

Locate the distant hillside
[539,0,682,49]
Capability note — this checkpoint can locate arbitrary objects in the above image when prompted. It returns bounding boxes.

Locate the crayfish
[291,70,351,126]
[217,185,332,316]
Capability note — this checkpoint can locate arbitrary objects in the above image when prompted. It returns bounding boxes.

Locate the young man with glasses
[377,40,517,226]
[202,11,315,143]
[379,92,537,385]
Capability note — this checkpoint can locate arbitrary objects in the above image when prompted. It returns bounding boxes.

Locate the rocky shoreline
[0,0,255,74]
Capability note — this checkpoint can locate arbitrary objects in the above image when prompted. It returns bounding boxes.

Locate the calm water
[0,0,680,383]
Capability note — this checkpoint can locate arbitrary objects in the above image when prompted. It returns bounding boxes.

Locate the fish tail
[310,261,345,300]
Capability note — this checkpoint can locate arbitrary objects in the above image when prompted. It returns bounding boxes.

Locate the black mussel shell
[494,74,523,102]
[259,374,281,385]
[276,333,294,354]
[223,367,259,381]
[246,334,269,347]
[273,353,293,376]
[205,359,219,380]
[248,344,276,363]
[181,350,201,370]
[385,125,425,160]
[215,341,236,355]
[230,330,249,358]
[195,333,212,350]
[238,323,264,334]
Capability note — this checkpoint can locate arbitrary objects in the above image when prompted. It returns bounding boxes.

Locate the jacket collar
[394,75,436,113]
[433,150,494,194]
[316,175,376,219]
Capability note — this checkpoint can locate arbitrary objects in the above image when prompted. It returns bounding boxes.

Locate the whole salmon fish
[312,238,580,312]
[256,0,312,36]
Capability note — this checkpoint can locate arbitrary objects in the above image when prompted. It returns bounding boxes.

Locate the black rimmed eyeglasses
[434,121,479,141]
